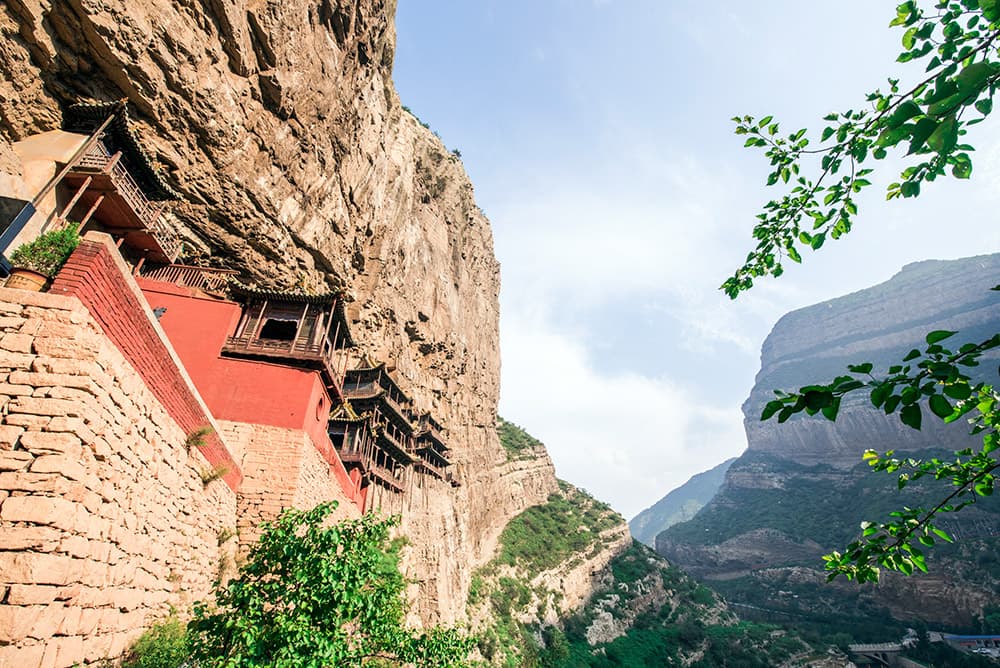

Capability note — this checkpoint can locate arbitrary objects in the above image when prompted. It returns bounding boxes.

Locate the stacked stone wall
[49,233,241,489]
[0,289,237,668]
[218,421,360,552]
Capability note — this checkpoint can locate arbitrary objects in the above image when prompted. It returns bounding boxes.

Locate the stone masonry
[218,420,360,552]
[0,289,238,668]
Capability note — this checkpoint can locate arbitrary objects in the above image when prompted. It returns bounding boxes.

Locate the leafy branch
[760,328,1000,581]
[723,0,1000,298]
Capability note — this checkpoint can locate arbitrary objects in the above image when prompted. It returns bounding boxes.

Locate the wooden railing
[140,264,239,292]
[377,427,411,457]
[75,143,180,260]
[78,143,164,229]
[368,462,404,492]
[224,335,325,358]
[415,458,445,480]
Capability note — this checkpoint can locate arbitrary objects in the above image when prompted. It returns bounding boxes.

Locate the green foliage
[189,502,472,667]
[496,417,544,460]
[185,426,214,450]
[758,330,1000,582]
[496,483,621,573]
[728,0,1000,582]
[123,616,189,668]
[9,227,80,277]
[723,1,1000,296]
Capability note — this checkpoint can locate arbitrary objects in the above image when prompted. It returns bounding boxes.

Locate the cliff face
[658,255,1000,629]
[0,0,556,623]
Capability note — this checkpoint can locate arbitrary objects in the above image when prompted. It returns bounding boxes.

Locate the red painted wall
[49,238,243,490]
[138,279,363,509]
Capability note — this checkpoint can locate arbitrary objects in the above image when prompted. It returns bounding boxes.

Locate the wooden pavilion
[413,412,452,482]
[59,100,181,264]
[328,360,421,511]
[221,283,355,403]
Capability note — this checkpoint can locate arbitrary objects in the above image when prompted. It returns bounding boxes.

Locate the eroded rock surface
[0,0,555,623]
[658,255,1000,628]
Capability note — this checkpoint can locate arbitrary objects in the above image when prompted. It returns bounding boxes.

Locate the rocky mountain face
[629,457,735,547]
[0,0,558,624]
[657,255,1000,630]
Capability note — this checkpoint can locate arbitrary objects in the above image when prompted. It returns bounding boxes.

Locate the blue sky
[393,2,1000,518]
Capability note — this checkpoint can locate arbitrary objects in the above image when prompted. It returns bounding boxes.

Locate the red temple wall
[137,279,363,510]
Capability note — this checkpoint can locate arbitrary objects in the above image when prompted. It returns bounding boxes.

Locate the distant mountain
[656,254,1000,632]
[629,458,736,546]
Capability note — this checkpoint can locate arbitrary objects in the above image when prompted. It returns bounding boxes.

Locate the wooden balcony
[415,457,446,480]
[222,334,345,402]
[417,444,450,468]
[367,463,405,493]
[63,143,180,263]
[335,447,404,492]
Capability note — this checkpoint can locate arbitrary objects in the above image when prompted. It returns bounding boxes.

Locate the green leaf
[907,117,938,154]
[932,527,954,543]
[926,114,958,154]
[943,383,972,400]
[956,61,995,94]
[925,330,956,344]
[928,394,953,419]
[900,403,922,430]
[903,348,922,361]
[871,383,892,408]
[761,400,784,421]
[975,98,993,115]
[887,100,921,129]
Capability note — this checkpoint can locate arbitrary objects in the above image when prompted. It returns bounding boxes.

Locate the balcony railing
[77,143,165,230]
[415,458,446,480]
[73,142,180,261]
[140,264,239,293]
[367,463,405,492]
[376,427,412,460]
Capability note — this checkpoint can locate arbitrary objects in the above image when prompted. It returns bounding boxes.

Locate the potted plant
[5,227,80,291]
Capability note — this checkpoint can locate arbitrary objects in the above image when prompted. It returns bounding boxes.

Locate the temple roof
[63,99,180,201]
[229,281,355,347]
[329,402,365,423]
[345,362,409,402]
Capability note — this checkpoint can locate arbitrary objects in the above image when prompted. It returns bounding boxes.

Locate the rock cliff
[629,457,735,547]
[657,254,1000,630]
[0,0,557,623]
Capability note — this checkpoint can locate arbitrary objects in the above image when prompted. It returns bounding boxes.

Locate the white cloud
[499,309,747,519]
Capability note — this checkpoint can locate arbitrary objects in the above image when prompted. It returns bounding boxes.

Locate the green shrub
[496,417,544,460]
[122,616,189,668]
[9,227,79,277]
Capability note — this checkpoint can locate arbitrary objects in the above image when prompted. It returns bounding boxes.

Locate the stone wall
[218,421,361,552]
[50,233,242,490]
[0,289,237,668]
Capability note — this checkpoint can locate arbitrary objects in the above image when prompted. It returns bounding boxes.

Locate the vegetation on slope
[496,416,545,460]
[480,420,824,666]
[560,541,820,667]
[658,450,1000,637]
[469,479,625,666]
[662,450,999,550]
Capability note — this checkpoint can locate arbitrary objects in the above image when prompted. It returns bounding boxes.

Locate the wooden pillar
[75,194,105,232]
[250,299,269,339]
[52,176,93,231]
[292,302,309,352]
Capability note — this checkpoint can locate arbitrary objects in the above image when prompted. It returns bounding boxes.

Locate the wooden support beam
[76,194,105,231]
[54,175,93,230]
